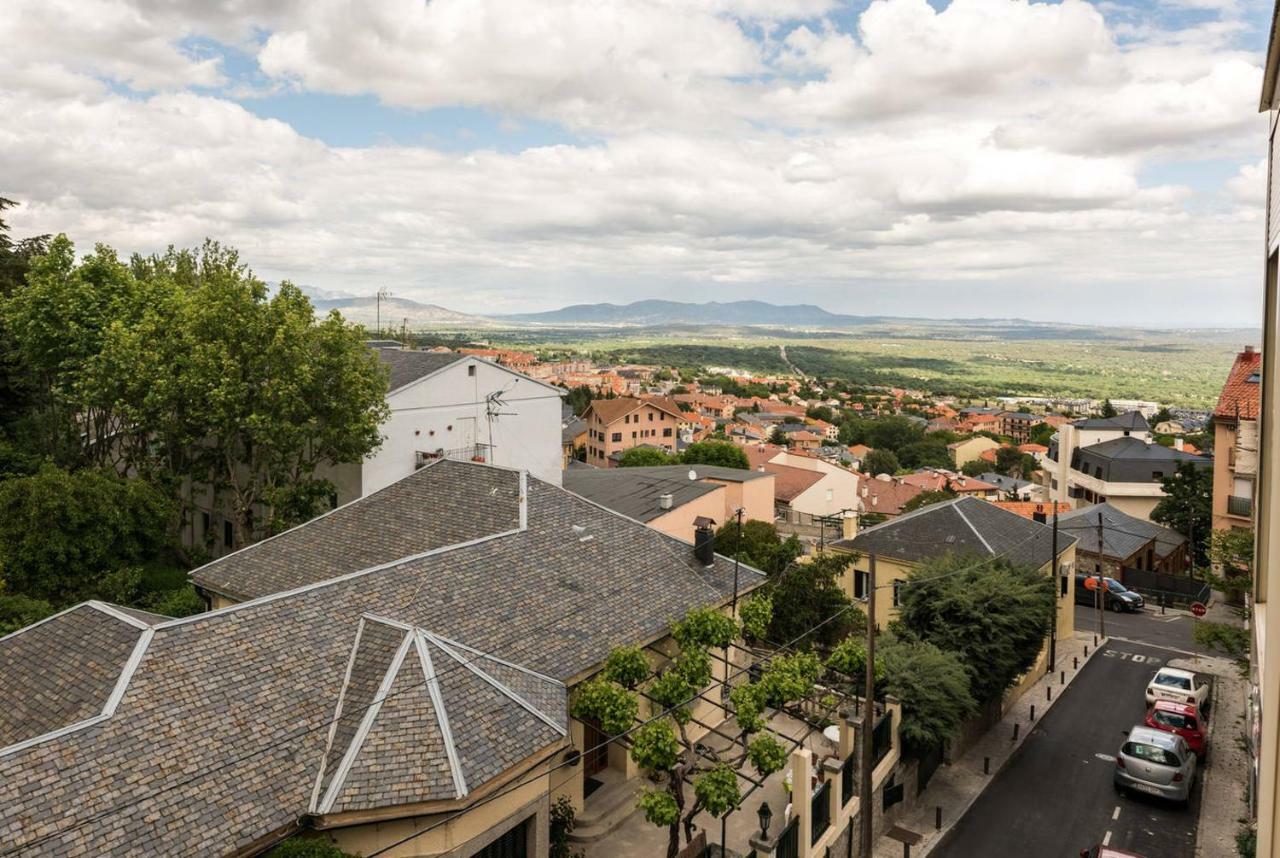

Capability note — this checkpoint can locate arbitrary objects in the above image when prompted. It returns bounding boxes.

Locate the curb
[911,637,1108,858]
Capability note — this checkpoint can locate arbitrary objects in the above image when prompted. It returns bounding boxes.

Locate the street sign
[1190,602,1207,618]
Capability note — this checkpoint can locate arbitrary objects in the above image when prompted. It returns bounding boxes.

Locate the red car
[1144,700,1207,760]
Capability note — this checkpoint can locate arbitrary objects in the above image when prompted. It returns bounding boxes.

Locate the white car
[1145,667,1210,712]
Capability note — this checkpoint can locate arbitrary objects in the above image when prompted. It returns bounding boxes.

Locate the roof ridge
[425,633,568,736]
[414,632,468,799]
[310,616,369,812]
[951,502,995,555]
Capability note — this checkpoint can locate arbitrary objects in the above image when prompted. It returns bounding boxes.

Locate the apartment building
[1213,346,1261,531]
[582,397,683,467]
[998,411,1038,444]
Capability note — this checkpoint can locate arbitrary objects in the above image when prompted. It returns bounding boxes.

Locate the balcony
[415,443,493,469]
[1228,495,1254,518]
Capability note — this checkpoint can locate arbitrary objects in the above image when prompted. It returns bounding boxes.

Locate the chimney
[658,492,674,510]
[693,521,716,566]
[1032,504,1047,525]
[1174,436,1184,452]
[861,485,869,498]
[842,514,858,540]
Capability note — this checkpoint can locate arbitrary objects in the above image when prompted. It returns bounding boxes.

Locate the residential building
[1045,412,1208,521]
[998,411,1038,444]
[786,429,823,451]
[948,436,1001,467]
[0,459,768,857]
[901,470,1001,500]
[1057,502,1190,579]
[747,447,861,531]
[562,412,587,468]
[980,472,1047,502]
[582,397,683,467]
[856,474,926,519]
[563,464,775,541]
[830,496,1077,640]
[1251,21,1280,850]
[1213,346,1261,531]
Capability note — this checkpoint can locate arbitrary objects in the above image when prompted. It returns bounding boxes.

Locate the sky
[1,0,1274,327]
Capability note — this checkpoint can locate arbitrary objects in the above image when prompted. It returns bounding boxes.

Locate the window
[467,365,476,377]
[611,432,622,443]
[649,412,654,421]
[474,818,530,858]
[1152,471,1163,481]
[1122,742,1181,768]
[632,431,637,439]
[223,520,234,548]
[1060,574,1068,598]
[663,427,672,438]
[624,414,630,424]
[892,580,902,606]
[855,570,868,599]
[1094,466,1103,479]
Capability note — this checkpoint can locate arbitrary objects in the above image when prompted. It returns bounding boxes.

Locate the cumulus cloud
[0,0,1268,324]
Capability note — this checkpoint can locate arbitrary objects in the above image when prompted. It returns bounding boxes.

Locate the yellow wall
[950,437,1001,467]
[708,474,775,525]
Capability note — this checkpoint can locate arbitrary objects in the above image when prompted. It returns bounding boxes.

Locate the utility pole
[1096,512,1107,640]
[375,286,392,336]
[731,507,745,614]
[1049,507,1059,671]
[860,555,877,858]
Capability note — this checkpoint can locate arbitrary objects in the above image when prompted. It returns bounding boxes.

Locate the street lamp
[757,801,773,838]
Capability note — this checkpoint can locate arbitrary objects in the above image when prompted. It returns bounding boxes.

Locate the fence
[841,752,855,804]
[811,780,831,845]
[872,712,893,768]
[776,816,800,858]
[1119,567,1210,608]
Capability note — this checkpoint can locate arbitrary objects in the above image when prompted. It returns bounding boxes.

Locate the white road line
[1103,830,1112,847]
[1095,753,1116,762]
[1112,806,1121,821]
[1108,636,1199,658]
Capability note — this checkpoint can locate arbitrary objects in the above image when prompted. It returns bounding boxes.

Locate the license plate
[1130,783,1164,796]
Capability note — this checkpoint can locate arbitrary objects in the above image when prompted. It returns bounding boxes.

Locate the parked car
[1113,725,1196,804]
[1145,700,1207,760]
[1145,667,1211,712]
[1075,574,1144,612]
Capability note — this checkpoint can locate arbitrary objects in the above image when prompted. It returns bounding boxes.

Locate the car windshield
[1105,578,1128,592]
[1155,672,1193,690]
[1123,742,1182,767]
[1154,711,1195,730]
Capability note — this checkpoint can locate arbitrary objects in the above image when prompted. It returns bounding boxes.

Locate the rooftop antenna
[375,287,393,335]
[484,382,518,458]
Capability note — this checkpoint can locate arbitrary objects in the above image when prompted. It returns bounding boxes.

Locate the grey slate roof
[1057,503,1185,560]
[564,467,721,523]
[190,459,523,601]
[562,415,587,445]
[0,459,762,856]
[1073,437,1210,484]
[979,473,1034,493]
[1074,411,1150,432]
[832,495,1075,568]
[374,348,464,393]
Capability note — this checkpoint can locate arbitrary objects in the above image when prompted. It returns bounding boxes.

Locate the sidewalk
[873,632,1101,858]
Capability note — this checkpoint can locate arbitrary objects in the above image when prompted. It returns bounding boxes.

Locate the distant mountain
[496,299,885,327]
[309,294,495,328]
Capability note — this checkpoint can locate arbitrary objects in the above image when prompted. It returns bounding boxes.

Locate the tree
[572,605,822,858]
[768,427,789,447]
[806,405,834,423]
[561,385,594,416]
[900,489,957,514]
[895,554,1054,705]
[960,459,988,478]
[897,440,951,470]
[713,519,801,575]
[1207,527,1254,603]
[680,441,749,470]
[994,447,1037,479]
[1028,422,1055,447]
[1100,399,1118,418]
[765,553,864,649]
[265,839,357,858]
[1151,407,1173,427]
[0,464,176,604]
[866,417,925,452]
[863,449,900,476]
[1150,463,1213,566]
[617,447,677,467]
[879,636,976,755]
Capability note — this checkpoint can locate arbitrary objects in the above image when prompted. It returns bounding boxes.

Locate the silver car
[1114,725,1196,804]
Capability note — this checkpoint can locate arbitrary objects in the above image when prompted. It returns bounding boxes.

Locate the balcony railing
[415,444,493,469]
[1228,495,1254,518]
[810,780,831,845]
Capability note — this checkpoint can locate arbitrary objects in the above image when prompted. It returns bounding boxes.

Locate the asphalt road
[932,634,1201,858]
[1074,603,1199,654]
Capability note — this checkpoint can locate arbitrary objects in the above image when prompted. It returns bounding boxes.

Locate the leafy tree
[863,449,900,476]
[900,489,957,514]
[995,447,1038,479]
[806,405,834,423]
[617,447,678,467]
[265,839,357,858]
[765,553,864,649]
[680,441,749,470]
[960,459,988,478]
[1151,407,1174,426]
[866,417,925,452]
[1028,422,1056,447]
[1150,463,1213,566]
[1193,621,1249,662]
[550,796,586,858]
[0,591,54,636]
[896,554,1054,704]
[1100,399,1118,418]
[1206,527,1254,603]
[898,440,951,470]
[879,636,977,755]
[768,427,788,447]
[561,385,594,417]
[0,464,176,604]
[713,519,801,575]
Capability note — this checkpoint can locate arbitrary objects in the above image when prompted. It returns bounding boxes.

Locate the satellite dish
[688,469,697,481]
[823,725,841,745]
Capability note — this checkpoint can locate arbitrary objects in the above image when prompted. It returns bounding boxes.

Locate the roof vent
[658,493,674,510]
[571,524,594,543]
[688,469,697,481]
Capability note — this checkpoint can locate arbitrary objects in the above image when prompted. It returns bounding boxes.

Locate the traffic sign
[1190,602,1207,618]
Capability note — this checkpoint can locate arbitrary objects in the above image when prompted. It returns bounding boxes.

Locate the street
[933,615,1205,858]
[1073,603,1199,654]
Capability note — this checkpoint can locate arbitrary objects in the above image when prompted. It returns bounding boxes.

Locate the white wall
[364,358,563,493]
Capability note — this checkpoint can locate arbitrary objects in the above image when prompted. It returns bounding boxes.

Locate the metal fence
[811,780,831,845]
[1119,567,1211,608]
[776,817,800,858]
[841,752,855,804]
[872,712,893,768]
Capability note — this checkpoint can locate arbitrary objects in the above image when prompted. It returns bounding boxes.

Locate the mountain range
[493,299,884,326]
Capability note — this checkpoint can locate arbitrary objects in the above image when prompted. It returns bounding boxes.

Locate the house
[998,412,1038,444]
[830,496,1077,639]
[901,470,1001,500]
[563,464,775,541]
[562,413,587,467]
[747,447,861,532]
[1212,346,1261,532]
[847,444,873,469]
[582,397,683,467]
[1019,443,1049,464]
[786,429,823,451]
[0,459,768,857]
[948,436,1001,467]
[979,472,1047,502]
[1045,412,1210,521]
[856,474,926,519]
[1057,502,1190,578]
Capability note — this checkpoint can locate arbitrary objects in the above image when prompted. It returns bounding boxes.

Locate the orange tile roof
[764,463,826,502]
[858,477,924,516]
[1018,444,1049,453]
[586,396,684,424]
[1214,347,1261,422]
[990,501,1073,520]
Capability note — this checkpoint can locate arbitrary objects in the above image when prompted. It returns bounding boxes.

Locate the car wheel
[1111,601,1123,613]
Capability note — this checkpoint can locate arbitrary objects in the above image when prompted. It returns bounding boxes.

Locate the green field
[416,322,1252,408]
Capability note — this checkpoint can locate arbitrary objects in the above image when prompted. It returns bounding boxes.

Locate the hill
[494,299,883,327]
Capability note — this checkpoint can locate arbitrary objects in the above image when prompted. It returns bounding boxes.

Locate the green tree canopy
[1100,399,1118,418]
[898,440,952,470]
[895,553,1054,704]
[713,519,801,574]
[1150,462,1213,566]
[866,416,926,452]
[863,449,900,476]
[680,441,749,470]
[879,636,977,754]
[617,446,678,467]
[1028,422,1056,447]
[765,553,864,649]
[900,489,957,514]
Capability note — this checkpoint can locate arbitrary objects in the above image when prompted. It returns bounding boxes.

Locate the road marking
[1108,636,1199,658]
[1162,616,1183,623]
[1095,753,1115,762]
[1112,806,1121,821]
[1102,830,1112,846]
[1102,649,1164,665]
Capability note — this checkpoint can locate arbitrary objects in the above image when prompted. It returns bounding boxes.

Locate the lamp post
[757,801,773,839]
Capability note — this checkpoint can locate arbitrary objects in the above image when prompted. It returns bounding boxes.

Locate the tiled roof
[857,477,924,516]
[374,348,464,393]
[763,463,825,502]
[833,495,1075,568]
[585,397,683,424]
[564,467,721,523]
[1074,411,1150,432]
[990,501,1073,520]
[1214,347,1262,421]
[1057,503,1185,560]
[0,460,762,856]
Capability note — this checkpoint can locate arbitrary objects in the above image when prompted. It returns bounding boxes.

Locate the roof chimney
[658,492,674,510]
[1032,504,1047,525]
[1174,436,1184,452]
[693,520,716,566]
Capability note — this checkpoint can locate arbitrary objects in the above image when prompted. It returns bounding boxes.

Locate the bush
[265,838,356,858]
[550,796,585,858]
[0,591,54,635]
[680,441,749,470]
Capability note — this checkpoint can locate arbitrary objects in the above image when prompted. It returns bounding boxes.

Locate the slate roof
[979,473,1035,493]
[832,495,1075,568]
[0,459,762,856]
[1057,503,1186,560]
[564,467,721,523]
[1214,348,1262,422]
[562,415,587,445]
[373,348,464,393]
[1074,411,1150,432]
[1074,437,1210,484]
[615,464,772,484]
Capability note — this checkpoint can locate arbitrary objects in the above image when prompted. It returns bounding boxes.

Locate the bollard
[1093,634,1098,646]
[1073,656,1078,670]
[1160,593,1166,615]
[936,806,942,830]
[904,843,911,858]
[1046,686,1052,701]
[1030,704,1036,721]
[1084,645,1089,658]
[1013,723,1020,741]
[1061,670,1066,685]
[984,756,990,775]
